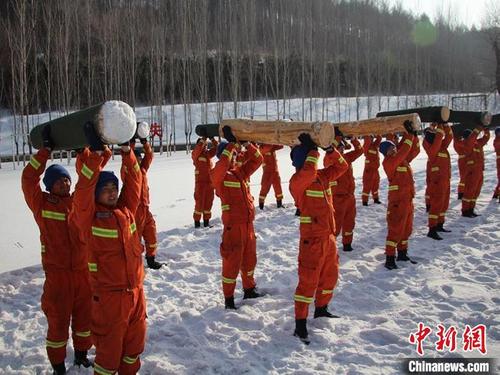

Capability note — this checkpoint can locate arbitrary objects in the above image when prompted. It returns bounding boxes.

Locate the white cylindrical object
[136,121,150,139]
[97,100,137,144]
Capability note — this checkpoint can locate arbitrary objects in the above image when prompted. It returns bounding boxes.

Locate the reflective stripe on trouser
[41,270,92,365]
[462,169,483,212]
[259,170,283,202]
[193,180,215,221]
[220,222,257,297]
[295,234,339,319]
[92,287,146,375]
[427,179,450,227]
[332,194,356,245]
[362,168,380,202]
[385,198,414,256]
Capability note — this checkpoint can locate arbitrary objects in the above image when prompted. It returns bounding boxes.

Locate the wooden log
[195,123,220,138]
[334,114,421,138]
[376,106,450,123]
[30,100,136,151]
[220,114,420,147]
[448,110,491,126]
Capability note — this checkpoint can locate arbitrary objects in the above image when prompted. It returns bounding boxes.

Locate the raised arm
[290,150,320,205]
[210,142,238,195]
[22,148,51,215]
[423,128,444,159]
[240,143,263,180]
[477,128,490,147]
[343,138,364,163]
[141,142,154,171]
[384,133,415,176]
[206,138,219,159]
[320,148,349,182]
[363,136,372,154]
[117,147,143,215]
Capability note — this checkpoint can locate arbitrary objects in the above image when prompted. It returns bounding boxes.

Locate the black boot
[436,223,451,233]
[493,192,499,199]
[294,319,310,345]
[203,219,210,227]
[74,350,92,368]
[243,287,263,299]
[277,199,283,208]
[373,199,381,204]
[457,192,463,200]
[194,220,201,228]
[52,363,66,375]
[427,227,443,240]
[342,243,353,252]
[425,204,430,213]
[225,296,237,310]
[314,305,339,318]
[462,209,475,218]
[470,210,480,217]
[396,250,410,261]
[384,255,398,270]
[362,201,368,206]
[295,208,301,216]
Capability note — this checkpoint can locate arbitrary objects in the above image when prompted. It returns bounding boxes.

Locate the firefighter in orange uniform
[494,128,500,202]
[380,122,420,270]
[423,123,453,240]
[210,126,263,310]
[258,144,284,209]
[192,131,218,228]
[69,124,146,375]
[459,127,489,217]
[122,140,162,269]
[22,126,92,374]
[289,133,348,344]
[325,137,363,252]
[361,135,382,205]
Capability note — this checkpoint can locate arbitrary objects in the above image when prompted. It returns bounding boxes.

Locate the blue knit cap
[290,144,309,169]
[216,141,229,159]
[95,171,119,198]
[379,141,396,156]
[43,164,71,192]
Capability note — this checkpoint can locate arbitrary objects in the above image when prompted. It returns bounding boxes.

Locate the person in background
[325,137,363,252]
[122,138,163,269]
[361,135,382,206]
[192,129,218,228]
[422,123,453,240]
[70,124,146,375]
[258,143,284,210]
[210,126,264,310]
[22,126,92,374]
[289,133,348,344]
[379,122,420,270]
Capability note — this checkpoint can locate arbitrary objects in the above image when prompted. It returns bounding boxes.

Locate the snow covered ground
[0,134,498,374]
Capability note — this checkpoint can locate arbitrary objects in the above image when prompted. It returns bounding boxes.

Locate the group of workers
[23,118,499,372]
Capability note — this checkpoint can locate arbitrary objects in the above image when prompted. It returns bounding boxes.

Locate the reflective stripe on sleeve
[81,164,94,179]
[88,263,97,272]
[404,139,413,146]
[29,156,41,170]
[221,204,230,211]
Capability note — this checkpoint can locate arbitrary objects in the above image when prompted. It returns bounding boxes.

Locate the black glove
[322,145,334,153]
[404,120,417,136]
[41,125,54,150]
[198,126,208,138]
[146,255,163,270]
[139,137,148,145]
[222,126,237,143]
[298,133,318,151]
[84,122,105,151]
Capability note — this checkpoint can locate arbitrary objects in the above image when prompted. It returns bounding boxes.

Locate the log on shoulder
[377,106,449,123]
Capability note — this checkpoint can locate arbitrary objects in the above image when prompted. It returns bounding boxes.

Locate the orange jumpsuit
[453,136,467,197]
[289,148,348,319]
[361,136,382,204]
[495,135,500,198]
[210,143,263,298]
[423,126,452,228]
[325,139,363,246]
[70,148,146,375]
[259,144,284,205]
[383,133,420,256]
[22,149,91,366]
[192,139,218,223]
[122,143,157,257]
[461,129,489,213]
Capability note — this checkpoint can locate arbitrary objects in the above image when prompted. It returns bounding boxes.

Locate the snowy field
[0,94,499,374]
[0,134,498,374]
